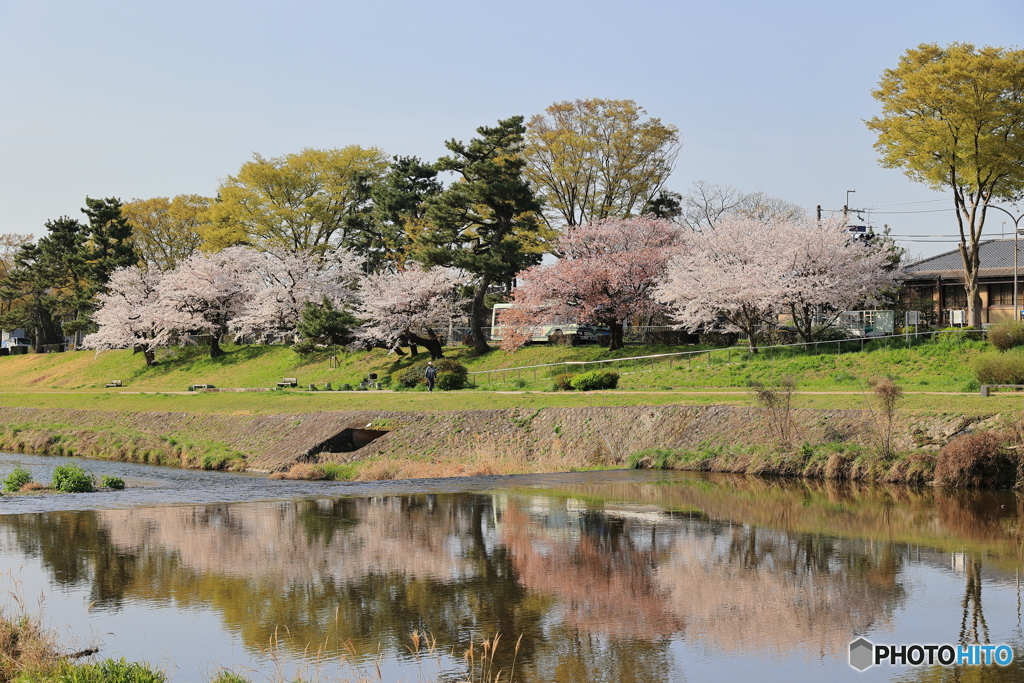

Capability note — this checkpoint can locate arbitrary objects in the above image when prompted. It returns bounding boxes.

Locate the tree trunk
[404,329,444,359]
[209,333,224,359]
[470,276,493,355]
[133,344,157,366]
[608,322,624,351]
[966,280,983,328]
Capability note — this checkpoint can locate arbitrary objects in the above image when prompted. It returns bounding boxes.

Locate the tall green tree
[523,98,681,229]
[0,198,137,347]
[122,194,211,270]
[866,43,1024,327]
[213,146,389,254]
[361,156,442,272]
[418,117,543,354]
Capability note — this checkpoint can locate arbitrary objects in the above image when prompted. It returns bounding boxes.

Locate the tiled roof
[903,239,1024,280]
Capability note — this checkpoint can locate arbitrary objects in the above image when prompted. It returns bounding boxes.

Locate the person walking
[424,361,437,392]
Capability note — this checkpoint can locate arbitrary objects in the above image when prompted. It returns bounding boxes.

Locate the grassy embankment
[0,335,1020,485]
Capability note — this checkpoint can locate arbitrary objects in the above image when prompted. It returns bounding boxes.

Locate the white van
[490,303,606,344]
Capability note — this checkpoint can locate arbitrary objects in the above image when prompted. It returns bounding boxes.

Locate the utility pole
[816,205,822,221]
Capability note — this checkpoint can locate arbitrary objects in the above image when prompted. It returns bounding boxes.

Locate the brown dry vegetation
[3,401,1024,487]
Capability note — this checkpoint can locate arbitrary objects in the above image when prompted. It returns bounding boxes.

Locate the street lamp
[990,205,1024,316]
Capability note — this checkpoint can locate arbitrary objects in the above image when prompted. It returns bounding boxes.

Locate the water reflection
[0,472,1022,682]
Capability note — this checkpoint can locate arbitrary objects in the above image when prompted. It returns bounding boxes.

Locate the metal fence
[467,329,987,387]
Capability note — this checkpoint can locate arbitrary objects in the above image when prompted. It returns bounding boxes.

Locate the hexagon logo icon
[849,637,874,671]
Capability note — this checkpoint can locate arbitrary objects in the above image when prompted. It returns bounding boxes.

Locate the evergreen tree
[418,117,543,354]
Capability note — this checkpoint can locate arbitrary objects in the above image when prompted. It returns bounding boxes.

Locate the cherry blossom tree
[357,264,468,359]
[772,216,899,344]
[657,215,898,351]
[156,246,263,358]
[501,217,684,351]
[229,247,362,344]
[656,217,783,353]
[83,266,168,365]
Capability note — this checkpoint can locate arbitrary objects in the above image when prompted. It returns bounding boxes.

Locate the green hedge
[973,350,1024,384]
[569,370,619,391]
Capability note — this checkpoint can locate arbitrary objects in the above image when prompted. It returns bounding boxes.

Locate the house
[902,239,1024,325]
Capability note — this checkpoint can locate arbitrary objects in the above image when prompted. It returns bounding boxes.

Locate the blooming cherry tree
[156,246,263,358]
[230,247,362,343]
[657,215,899,351]
[501,217,684,351]
[656,217,781,353]
[358,264,468,359]
[83,266,168,365]
[772,216,898,344]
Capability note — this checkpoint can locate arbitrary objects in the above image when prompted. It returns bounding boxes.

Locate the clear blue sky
[2,0,1022,258]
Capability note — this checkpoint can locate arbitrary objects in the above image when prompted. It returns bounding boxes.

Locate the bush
[646,329,699,345]
[50,464,94,493]
[569,370,619,391]
[436,371,467,391]
[397,359,468,388]
[973,351,1024,384]
[340,383,353,391]
[553,373,576,391]
[934,431,1016,488]
[100,475,126,490]
[935,327,978,348]
[698,331,738,347]
[4,466,32,493]
[756,329,799,346]
[988,322,1024,351]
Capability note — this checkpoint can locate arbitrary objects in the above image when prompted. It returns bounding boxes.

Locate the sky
[1,0,1022,260]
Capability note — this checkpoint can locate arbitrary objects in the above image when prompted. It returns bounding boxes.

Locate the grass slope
[0,335,1000,416]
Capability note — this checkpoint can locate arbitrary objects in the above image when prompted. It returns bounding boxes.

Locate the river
[0,452,1021,682]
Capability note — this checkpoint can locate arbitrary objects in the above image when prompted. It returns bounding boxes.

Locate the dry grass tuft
[19,482,46,492]
[0,594,62,682]
[934,431,1016,488]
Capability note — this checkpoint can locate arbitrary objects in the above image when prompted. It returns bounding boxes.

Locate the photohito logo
[849,637,1014,671]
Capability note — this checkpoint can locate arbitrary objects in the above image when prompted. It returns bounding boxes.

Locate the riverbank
[0,403,1015,487]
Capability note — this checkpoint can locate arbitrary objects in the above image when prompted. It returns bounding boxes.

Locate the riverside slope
[0,405,988,480]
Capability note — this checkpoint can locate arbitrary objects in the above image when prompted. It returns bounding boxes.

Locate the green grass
[0,335,1006,416]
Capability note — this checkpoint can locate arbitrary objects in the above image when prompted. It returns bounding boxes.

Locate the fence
[467,329,987,387]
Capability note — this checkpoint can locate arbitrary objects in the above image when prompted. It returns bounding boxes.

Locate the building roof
[904,239,1024,281]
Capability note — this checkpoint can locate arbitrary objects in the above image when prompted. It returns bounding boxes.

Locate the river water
[0,452,1022,683]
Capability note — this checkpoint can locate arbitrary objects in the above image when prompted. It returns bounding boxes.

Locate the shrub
[934,431,1016,488]
[569,370,619,391]
[988,322,1024,351]
[973,351,1024,384]
[340,383,353,391]
[646,329,699,345]
[50,464,94,493]
[436,371,466,391]
[698,331,738,347]
[553,373,576,391]
[398,359,468,388]
[756,329,799,346]
[100,476,126,490]
[810,325,852,342]
[4,466,32,493]
[935,327,978,348]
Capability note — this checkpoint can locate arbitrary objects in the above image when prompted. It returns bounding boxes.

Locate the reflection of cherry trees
[5,482,1022,683]
[501,502,683,639]
[657,526,903,656]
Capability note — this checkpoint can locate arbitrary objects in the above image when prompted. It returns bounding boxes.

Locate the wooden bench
[980,384,1024,397]
[188,384,215,391]
[105,380,123,388]
[277,377,298,388]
